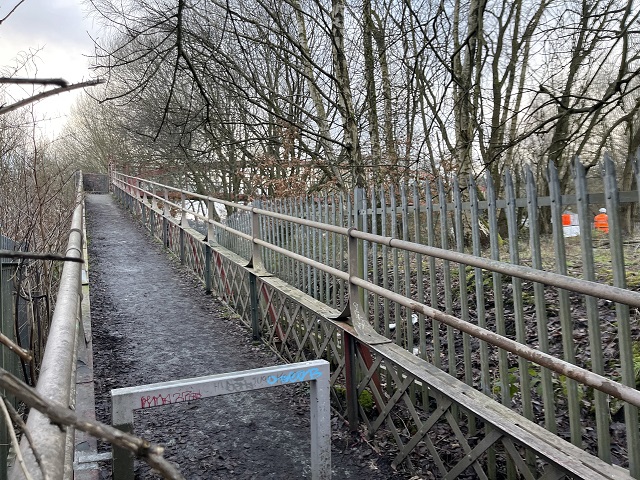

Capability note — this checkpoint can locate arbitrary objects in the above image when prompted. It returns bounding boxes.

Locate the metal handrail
[113,172,640,307]
[111,171,640,409]
[9,173,85,480]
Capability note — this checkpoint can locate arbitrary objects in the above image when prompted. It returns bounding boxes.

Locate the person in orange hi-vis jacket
[594,208,609,233]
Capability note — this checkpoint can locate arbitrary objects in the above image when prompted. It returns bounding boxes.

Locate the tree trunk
[363,0,381,182]
[331,0,364,187]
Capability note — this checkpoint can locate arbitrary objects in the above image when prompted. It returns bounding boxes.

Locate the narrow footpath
[85,194,404,480]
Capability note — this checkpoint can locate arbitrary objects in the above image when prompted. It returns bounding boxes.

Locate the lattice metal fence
[112,154,640,479]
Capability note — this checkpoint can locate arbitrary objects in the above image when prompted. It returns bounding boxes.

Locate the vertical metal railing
[244,158,640,474]
[0,233,19,475]
[111,154,640,477]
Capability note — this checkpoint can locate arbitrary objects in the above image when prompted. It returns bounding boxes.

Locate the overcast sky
[0,0,100,136]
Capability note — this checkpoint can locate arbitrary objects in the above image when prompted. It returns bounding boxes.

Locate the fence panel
[112,159,640,478]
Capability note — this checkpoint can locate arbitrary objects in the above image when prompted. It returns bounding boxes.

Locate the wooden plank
[444,428,501,479]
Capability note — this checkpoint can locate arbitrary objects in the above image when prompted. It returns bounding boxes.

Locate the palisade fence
[0,233,21,475]
[112,153,640,479]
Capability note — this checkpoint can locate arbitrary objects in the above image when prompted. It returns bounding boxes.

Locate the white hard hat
[599,208,606,213]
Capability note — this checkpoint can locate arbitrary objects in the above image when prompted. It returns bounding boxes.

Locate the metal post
[163,188,169,248]
[250,199,264,272]
[0,256,8,475]
[249,273,260,340]
[163,218,169,248]
[180,191,189,228]
[137,179,143,219]
[207,198,215,245]
[111,395,134,480]
[111,361,331,479]
[344,331,359,431]
[204,198,215,294]
[180,192,187,263]
[310,363,331,480]
[354,187,366,308]
[180,228,185,264]
[205,245,212,294]
[603,153,640,477]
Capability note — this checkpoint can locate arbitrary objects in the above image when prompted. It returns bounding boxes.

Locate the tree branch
[0,250,84,263]
[0,0,26,26]
[0,331,31,362]
[3,399,48,480]
[0,367,185,480]
[0,397,35,480]
[0,78,69,88]
[0,79,105,116]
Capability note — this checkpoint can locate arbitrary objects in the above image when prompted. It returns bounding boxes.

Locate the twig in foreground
[0,368,185,480]
[3,399,48,480]
[0,250,84,264]
[0,396,34,480]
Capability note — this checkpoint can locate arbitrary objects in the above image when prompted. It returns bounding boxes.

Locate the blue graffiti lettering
[266,367,323,385]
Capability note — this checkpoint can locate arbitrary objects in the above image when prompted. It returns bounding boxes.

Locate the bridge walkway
[85,193,398,479]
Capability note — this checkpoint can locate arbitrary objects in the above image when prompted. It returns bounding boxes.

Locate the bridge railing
[111,158,640,479]
[8,173,86,480]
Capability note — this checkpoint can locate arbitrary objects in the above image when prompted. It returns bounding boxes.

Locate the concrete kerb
[111,359,331,480]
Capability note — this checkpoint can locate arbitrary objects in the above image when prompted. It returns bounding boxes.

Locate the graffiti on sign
[267,368,323,385]
[140,389,202,409]
[211,375,270,393]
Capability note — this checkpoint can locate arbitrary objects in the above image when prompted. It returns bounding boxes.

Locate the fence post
[0,253,13,475]
[112,396,134,480]
[548,161,581,447]
[163,188,169,248]
[635,149,640,206]
[603,153,640,477]
[149,184,155,237]
[354,187,366,309]
[204,198,214,294]
[248,199,264,340]
[344,229,361,430]
[344,330,359,431]
[249,274,260,340]
[138,179,145,223]
[524,166,556,435]
[573,158,609,461]
[179,192,188,264]
[250,200,264,272]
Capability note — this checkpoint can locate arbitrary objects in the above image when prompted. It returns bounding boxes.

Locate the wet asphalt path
[85,194,401,479]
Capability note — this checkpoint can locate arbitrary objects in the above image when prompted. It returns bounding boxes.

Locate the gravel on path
[86,194,406,479]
